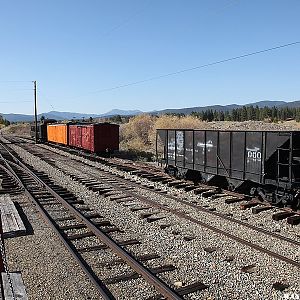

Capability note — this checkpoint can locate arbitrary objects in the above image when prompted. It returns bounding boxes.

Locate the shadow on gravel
[14,202,34,236]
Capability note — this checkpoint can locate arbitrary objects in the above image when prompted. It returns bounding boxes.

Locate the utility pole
[33,81,38,144]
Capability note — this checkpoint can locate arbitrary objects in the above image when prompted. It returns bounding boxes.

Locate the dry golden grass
[153,115,203,129]
[120,114,202,153]
[120,114,300,155]
[0,123,31,136]
[120,114,155,152]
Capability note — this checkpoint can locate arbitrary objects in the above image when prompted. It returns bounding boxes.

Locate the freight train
[156,129,300,209]
[31,121,119,154]
[30,119,56,142]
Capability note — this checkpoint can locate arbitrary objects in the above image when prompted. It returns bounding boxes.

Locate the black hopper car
[30,119,56,142]
[156,129,300,209]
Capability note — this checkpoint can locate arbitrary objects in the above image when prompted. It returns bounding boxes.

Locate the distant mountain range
[1,100,300,122]
[1,109,143,122]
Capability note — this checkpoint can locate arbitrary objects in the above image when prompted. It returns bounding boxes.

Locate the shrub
[120,114,156,152]
[120,114,203,154]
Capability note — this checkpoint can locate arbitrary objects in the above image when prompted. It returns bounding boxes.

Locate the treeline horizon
[190,105,300,122]
[0,115,10,126]
[105,105,300,124]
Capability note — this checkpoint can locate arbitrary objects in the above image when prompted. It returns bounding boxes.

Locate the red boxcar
[68,123,119,153]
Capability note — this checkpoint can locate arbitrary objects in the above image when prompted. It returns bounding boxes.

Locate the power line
[88,41,299,94]
[102,0,150,37]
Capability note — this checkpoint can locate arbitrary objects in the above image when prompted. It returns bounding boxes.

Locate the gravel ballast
[6,142,300,299]
[4,193,103,300]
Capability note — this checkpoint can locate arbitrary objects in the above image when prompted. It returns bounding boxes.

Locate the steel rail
[96,167,300,247]
[6,139,300,268]
[0,143,183,300]
[23,143,300,268]
[129,192,300,268]
[50,158,300,268]
[45,146,300,248]
[103,168,300,244]
[0,163,24,190]
[174,198,300,246]
[16,141,300,247]
[13,140,300,246]
[0,148,115,300]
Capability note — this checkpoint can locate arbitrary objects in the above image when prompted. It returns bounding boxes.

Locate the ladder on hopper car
[277,148,300,184]
[275,143,300,206]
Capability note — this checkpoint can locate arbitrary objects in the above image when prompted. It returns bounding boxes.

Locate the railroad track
[4,136,300,235]
[2,136,300,297]
[17,143,300,268]
[15,134,300,224]
[12,137,300,225]
[0,142,208,300]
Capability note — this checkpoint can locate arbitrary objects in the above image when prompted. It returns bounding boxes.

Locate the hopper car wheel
[228,183,236,191]
[294,191,300,209]
[250,187,257,196]
[295,196,300,210]
[165,165,178,177]
[251,187,267,201]
[282,194,294,207]
[275,191,298,208]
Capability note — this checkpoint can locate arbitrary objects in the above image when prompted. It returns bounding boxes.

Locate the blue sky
[0,0,299,115]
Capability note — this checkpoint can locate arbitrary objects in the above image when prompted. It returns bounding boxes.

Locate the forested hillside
[0,115,10,126]
[191,105,300,122]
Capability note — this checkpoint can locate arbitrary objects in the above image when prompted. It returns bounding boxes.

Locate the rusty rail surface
[0,142,183,300]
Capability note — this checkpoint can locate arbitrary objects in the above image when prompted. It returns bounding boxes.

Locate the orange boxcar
[47,124,68,145]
